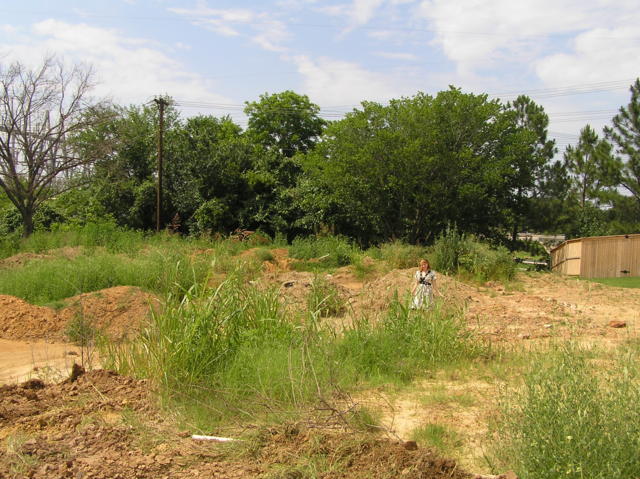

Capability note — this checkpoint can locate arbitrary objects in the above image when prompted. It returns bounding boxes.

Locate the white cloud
[290,54,405,105]
[0,19,230,105]
[375,51,419,61]
[168,4,291,52]
[416,0,640,79]
[536,26,640,85]
[316,0,385,31]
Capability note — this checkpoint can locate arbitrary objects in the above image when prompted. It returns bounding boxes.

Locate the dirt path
[0,339,87,385]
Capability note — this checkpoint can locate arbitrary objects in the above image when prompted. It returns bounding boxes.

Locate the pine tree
[604,78,640,211]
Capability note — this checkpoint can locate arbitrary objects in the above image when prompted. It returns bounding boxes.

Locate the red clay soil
[0,286,158,341]
[0,370,476,479]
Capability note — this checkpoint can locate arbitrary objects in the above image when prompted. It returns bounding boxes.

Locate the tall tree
[564,125,618,208]
[505,95,556,238]
[604,78,640,211]
[244,91,326,157]
[0,57,105,236]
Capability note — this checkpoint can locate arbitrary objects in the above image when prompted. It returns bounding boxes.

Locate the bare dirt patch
[0,370,478,479]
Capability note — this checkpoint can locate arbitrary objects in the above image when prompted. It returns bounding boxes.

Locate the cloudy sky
[1,0,639,151]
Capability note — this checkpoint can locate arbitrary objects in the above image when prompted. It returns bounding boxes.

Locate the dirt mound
[354,268,476,314]
[0,295,61,340]
[0,286,157,341]
[0,252,51,269]
[0,247,83,269]
[60,286,159,340]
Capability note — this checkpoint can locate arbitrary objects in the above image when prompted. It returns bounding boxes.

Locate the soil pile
[0,286,157,341]
[0,247,83,269]
[0,370,476,479]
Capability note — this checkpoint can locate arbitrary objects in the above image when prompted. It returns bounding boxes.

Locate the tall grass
[105,278,485,428]
[335,297,486,383]
[367,241,428,269]
[493,345,640,478]
[289,235,359,267]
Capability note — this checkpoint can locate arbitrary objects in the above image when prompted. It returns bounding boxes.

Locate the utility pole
[154,97,169,232]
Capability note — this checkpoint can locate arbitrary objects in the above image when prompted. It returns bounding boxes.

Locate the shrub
[368,241,428,269]
[432,225,516,282]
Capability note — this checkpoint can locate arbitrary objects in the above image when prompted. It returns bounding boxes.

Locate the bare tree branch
[0,56,108,235]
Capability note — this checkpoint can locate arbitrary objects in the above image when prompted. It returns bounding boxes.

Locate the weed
[492,345,640,478]
[255,248,275,262]
[368,241,428,270]
[307,276,347,317]
[4,433,39,476]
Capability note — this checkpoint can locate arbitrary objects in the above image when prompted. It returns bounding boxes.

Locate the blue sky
[1,0,639,151]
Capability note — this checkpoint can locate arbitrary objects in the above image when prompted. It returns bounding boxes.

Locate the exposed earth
[1,247,638,477]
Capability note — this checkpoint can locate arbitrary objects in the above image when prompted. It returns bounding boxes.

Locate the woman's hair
[419,258,430,268]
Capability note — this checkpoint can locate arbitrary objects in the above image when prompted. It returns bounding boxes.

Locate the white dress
[412,270,436,309]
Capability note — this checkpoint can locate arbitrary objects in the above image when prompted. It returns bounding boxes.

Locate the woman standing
[411,259,437,310]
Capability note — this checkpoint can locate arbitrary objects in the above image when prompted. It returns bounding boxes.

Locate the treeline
[1,63,640,244]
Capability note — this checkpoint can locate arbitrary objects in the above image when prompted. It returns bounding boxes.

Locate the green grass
[0,248,211,304]
[588,276,640,288]
[411,423,462,456]
[492,345,640,479]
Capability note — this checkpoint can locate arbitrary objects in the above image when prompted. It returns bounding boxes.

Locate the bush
[494,346,640,479]
[432,225,516,282]
[368,241,428,269]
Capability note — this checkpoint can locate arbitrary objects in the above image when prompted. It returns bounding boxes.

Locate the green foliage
[65,314,98,345]
[306,276,347,317]
[605,78,640,213]
[564,125,619,208]
[411,423,462,455]
[494,346,640,479]
[299,89,548,244]
[289,235,358,267]
[244,90,326,157]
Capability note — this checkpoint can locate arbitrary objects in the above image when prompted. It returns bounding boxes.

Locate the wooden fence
[550,234,640,278]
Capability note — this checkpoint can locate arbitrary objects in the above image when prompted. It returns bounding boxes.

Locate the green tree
[165,115,254,233]
[564,125,618,209]
[244,91,326,157]
[604,78,640,212]
[299,88,541,245]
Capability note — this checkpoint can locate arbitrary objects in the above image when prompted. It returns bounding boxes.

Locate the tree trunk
[22,208,35,237]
